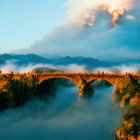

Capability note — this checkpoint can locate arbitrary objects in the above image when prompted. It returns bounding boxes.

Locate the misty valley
[0,77,122,140]
[0,69,139,140]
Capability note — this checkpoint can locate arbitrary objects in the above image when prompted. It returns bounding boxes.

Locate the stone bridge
[2,72,140,96]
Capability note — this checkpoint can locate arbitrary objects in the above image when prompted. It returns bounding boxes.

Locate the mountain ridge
[0,53,139,68]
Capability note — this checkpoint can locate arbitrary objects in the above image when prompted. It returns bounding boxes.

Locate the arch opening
[37,78,78,99]
[82,79,115,97]
[89,79,114,89]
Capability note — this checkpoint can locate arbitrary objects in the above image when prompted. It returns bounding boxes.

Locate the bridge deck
[1,72,140,78]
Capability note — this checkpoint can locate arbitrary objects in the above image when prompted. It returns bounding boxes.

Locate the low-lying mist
[0,62,137,139]
[0,60,140,74]
[0,79,122,140]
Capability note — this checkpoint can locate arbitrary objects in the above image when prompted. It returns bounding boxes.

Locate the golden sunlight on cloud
[65,0,133,27]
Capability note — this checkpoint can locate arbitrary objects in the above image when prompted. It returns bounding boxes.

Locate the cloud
[126,15,136,20]
[0,61,86,73]
[0,60,139,74]
[93,64,140,74]
[65,0,133,27]
[16,0,140,60]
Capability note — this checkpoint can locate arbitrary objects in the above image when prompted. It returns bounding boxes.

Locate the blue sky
[0,0,66,52]
[0,0,140,60]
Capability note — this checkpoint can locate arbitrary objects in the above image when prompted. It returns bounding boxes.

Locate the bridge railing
[1,72,140,78]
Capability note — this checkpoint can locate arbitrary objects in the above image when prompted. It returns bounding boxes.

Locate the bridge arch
[38,77,79,97]
[79,78,115,97]
[88,79,115,87]
[87,77,116,87]
[38,76,79,87]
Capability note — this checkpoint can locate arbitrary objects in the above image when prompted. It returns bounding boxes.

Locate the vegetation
[113,76,140,107]
[116,102,140,140]
[113,76,140,140]
[0,75,39,111]
[0,74,76,111]
[32,67,60,73]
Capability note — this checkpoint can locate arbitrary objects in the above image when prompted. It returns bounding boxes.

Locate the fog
[92,64,140,74]
[0,79,122,140]
[0,60,140,74]
[0,62,86,73]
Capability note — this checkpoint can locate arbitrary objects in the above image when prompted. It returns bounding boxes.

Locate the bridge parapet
[1,72,140,96]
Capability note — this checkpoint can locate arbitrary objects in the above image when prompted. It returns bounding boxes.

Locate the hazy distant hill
[0,53,139,68]
[51,56,117,67]
[0,54,51,66]
[118,59,140,64]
